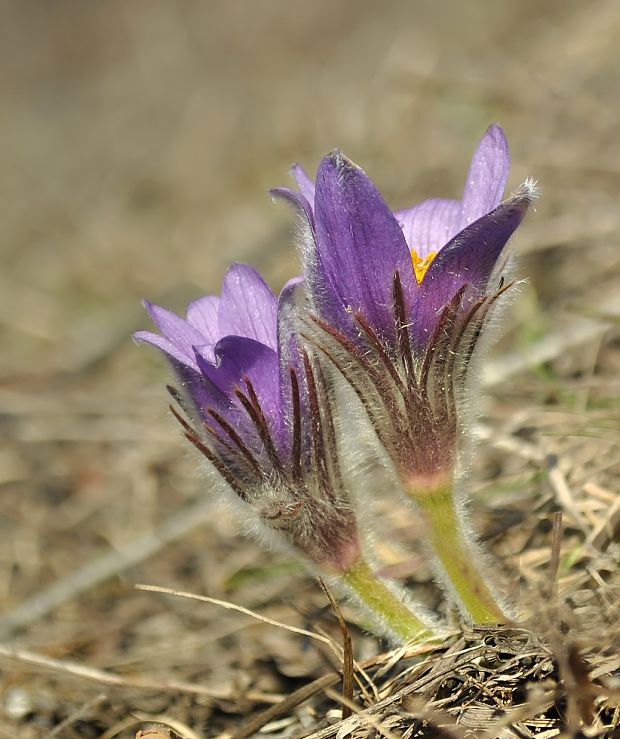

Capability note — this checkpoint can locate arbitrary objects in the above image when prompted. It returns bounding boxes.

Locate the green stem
[341,557,433,643]
[407,480,505,624]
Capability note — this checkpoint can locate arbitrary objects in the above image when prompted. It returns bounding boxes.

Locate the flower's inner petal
[186,295,221,343]
[219,263,278,350]
[134,330,199,369]
[291,163,316,208]
[395,198,461,256]
[142,301,206,363]
[459,123,510,229]
[411,249,438,283]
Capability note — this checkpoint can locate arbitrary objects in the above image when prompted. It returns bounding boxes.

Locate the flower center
[411,249,438,283]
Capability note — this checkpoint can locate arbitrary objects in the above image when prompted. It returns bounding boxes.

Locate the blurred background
[1,1,619,736]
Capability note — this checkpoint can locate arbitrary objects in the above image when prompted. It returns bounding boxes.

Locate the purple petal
[411,184,534,346]
[313,151,414,338]
[197,336,281,428]
[458,123,510,229]
[395,198,461,256]
[271,186,315,231]
[271,188,341,334]
[133,330,199,370]
[291,163,316,207]
[277,276,305,368]
[218,263,278,350]
[133,329,230,419]
[141,301,206,363]
[171,359,232,420]
[186,295,220,343]
[276,276,306,414]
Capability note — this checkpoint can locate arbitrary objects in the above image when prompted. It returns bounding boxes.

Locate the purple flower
[275,125,531,341]
[274,125,537,484]
[273,126,536,625]
[135,263,438,641]
[134,263,361,573]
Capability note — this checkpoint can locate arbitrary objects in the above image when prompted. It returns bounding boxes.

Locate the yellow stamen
[411,249,438,283]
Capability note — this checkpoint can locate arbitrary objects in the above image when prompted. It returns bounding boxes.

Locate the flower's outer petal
[218,263,278,350]
[272,175,349,330]
[271,187,315,231]
[291,164,316,208]
[459,123,510,229]
[133,328,230,419]
[313,151,414,338]
[196,336,281,430]
[394,198,461,257]
[277,276,305,367]
[186,295,220,343]
[272,187,347,332]
[276,276,305,416]
[412,184,534,346]
[171,359,232,420]
[133,330,199,370]
[141,300,206,363]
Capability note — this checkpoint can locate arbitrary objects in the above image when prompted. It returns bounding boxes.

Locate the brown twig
[317,578,354,719]
[548,510,563,624]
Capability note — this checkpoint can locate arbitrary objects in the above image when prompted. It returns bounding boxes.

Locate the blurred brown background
[1,1,619,736]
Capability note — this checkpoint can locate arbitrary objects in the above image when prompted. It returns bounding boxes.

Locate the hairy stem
[407,479,507,624]
[341,558,434,643]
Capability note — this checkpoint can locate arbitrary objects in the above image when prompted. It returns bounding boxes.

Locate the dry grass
[1,1,619,736]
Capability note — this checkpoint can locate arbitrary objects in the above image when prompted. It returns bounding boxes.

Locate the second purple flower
[135,263,435,642]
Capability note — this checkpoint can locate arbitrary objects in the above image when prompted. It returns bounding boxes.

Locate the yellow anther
[411,249,438,283]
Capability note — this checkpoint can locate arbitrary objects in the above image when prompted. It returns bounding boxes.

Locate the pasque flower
[135,263,435,642]
[274,125,537,624]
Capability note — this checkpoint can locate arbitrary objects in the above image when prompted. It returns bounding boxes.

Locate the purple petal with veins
[395,198,462,256]
[186,295,220,342]
[458,123,510,228]
[291,163,316,207]
[196,336,281,427]
[143,301,206,363]
[218,263,278,350]
[411,185,533,347]
[312,150,414,339]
